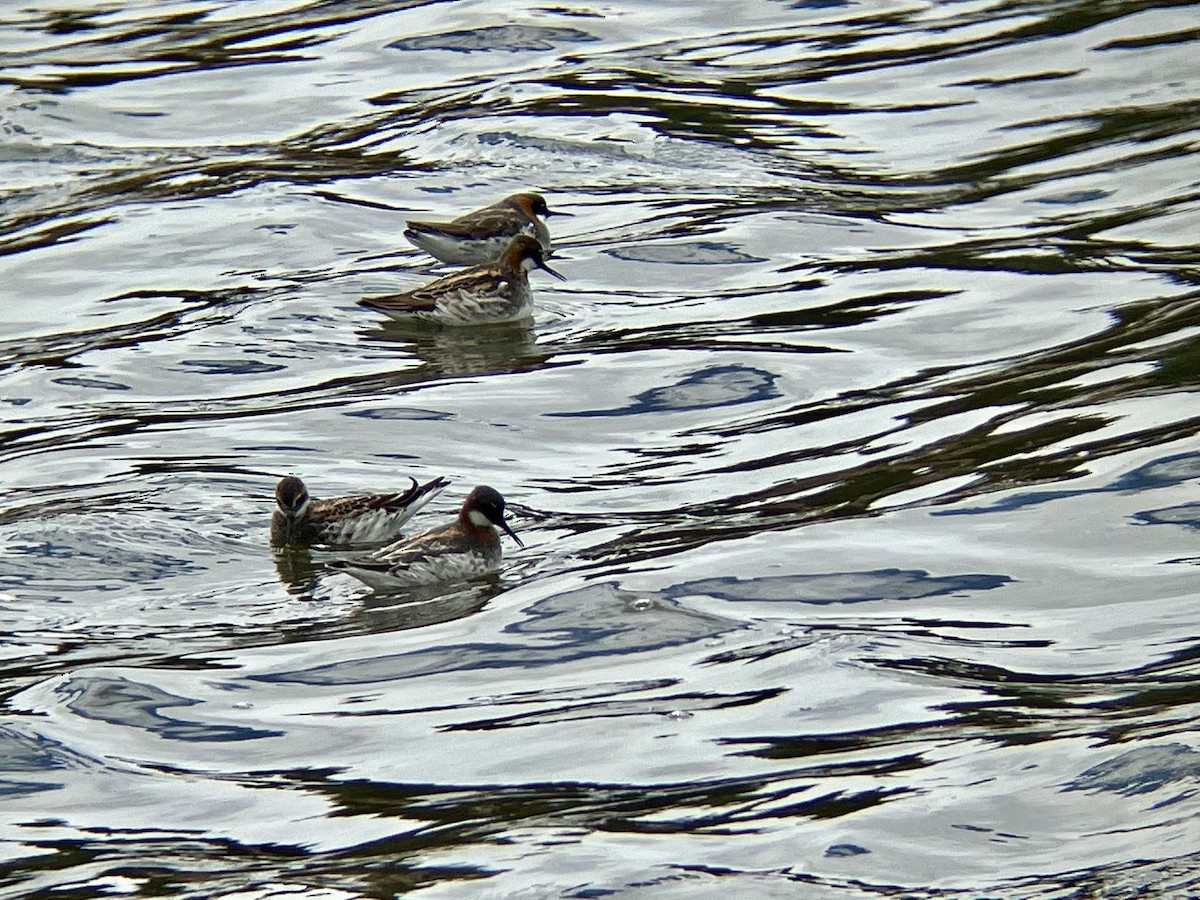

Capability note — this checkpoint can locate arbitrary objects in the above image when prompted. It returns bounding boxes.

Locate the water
[2,0,1200,896]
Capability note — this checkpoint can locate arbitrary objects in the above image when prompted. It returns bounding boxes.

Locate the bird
[328,485,523,590]
[404,192,560,265]
[359,234,565,325]
[270,474,450,547]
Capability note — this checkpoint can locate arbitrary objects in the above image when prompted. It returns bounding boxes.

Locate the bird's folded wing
[406,213,520,241]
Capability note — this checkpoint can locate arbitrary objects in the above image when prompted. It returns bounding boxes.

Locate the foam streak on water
[1,1,1199,897]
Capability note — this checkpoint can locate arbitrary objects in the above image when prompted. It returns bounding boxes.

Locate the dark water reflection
[2,0,1200,897]
[60,675,283,742]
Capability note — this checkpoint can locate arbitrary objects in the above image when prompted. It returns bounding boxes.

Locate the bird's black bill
[539,260,567,281]
[500,519,524,547]
[546,208,574,218]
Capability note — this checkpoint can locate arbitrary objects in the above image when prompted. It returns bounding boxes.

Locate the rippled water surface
[3,0,1200,896]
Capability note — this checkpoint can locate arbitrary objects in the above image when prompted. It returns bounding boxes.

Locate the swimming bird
[405,192,560,265]
[329,485,523,589]
[359,234,565,325]
[271,474,450,547]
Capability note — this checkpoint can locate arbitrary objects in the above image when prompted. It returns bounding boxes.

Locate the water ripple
[2,0,1199,896]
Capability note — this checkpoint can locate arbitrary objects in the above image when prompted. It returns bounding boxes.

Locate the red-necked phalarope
[329,485,523,589]
[271,474,450,547]
[360,234,565,325]
[405,192,561,265]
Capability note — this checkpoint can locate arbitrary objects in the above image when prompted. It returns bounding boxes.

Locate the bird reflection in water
[359,317,549,378]
[272,544,499,635]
